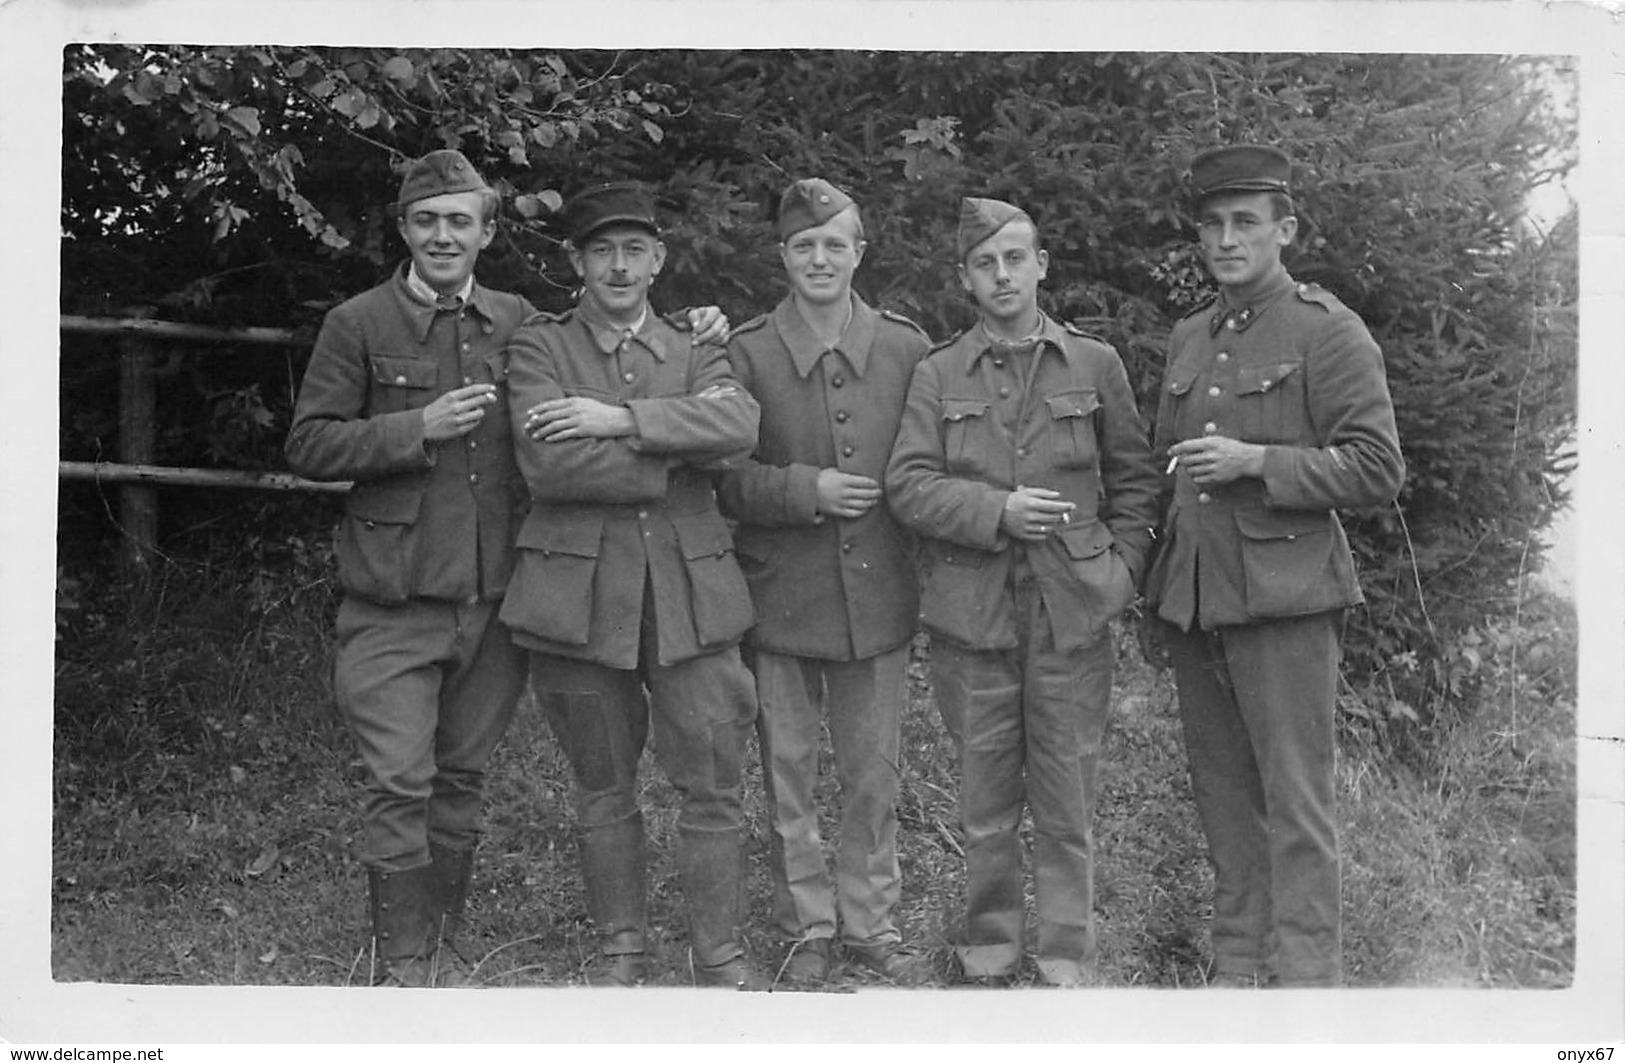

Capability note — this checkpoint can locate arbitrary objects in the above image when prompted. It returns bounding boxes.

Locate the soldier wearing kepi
[717,179,932,986]
[501,182,766,989]
[285,149,532,987]
[1141,145,1405,987]
[886,197,1160,986]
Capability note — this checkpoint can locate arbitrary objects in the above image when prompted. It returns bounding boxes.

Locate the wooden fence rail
[60,316,337,577]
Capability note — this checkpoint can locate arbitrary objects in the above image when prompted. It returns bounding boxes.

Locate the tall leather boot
[368,865,437,987]
[678,825,765,990]
[579,812,649,986]
[428,842,476,987]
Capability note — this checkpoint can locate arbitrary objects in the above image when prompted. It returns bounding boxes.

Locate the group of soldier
[285,141,1405,992]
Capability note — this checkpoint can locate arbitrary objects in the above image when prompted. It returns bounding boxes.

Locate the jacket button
[841,542,853,553]
[831,375,845,388]
[1207,385,1221,397]
[1216,352,1230,363]
[394,375,408,385]
[1017,447,1029,458]
[469,474,479,484]
[623,372,636,384]
[834,411,849,423]
[1203,422,1217,435]
[992,359,1004,369]
[998,387,1010,398]
[842,444,854,457]
[1197,492,1212,504]
[463,376,473,385]
[364,520,377,530]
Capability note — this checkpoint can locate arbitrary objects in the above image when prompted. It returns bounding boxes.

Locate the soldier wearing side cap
[501,182,766,989]
[1141,145,1405,987]
[885,197,1160,986]
[716,178,932,986]
[286,153,728,987]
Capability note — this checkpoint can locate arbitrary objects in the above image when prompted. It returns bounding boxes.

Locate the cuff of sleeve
[390,410,436,470]
[786,464,821,524]
[972,489,1010,549]
[1259,444,1297,507]
[624,398,663,450]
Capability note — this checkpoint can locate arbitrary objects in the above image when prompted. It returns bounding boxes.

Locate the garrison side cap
[957,196,1032,262]
[778,178,857,240]
[1189,145,1294,202]
[563,181,661,244]
[397,149,491,210]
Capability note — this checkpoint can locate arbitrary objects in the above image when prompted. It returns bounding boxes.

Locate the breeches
[335,595,526,871]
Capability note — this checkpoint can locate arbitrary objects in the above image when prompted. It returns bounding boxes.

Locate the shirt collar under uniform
[392,262,497,343]
[576,291,670,362]
[964,313,1070,373]
[772,293,878,380]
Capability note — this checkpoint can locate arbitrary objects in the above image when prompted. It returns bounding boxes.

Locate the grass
[50,523,1576,990]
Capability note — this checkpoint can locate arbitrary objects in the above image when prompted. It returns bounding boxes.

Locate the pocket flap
[941,398,991,423]
[370,355,439,389]
[1233,506,1330,541]
[1057,520,1114,560]
[672,514,736,561]
[1046,390,1099,420]
[1166,362,1201,396]
[345,487,422,525]
[1236,361,1301,397]
[484,351,510,383]
[516,512,603,556]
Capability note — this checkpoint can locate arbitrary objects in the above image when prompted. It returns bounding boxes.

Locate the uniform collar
[392,263,497,343]
[773,293,877,379]
[1209,268,1296,336]
[577,291,671,362]
[965,313,1068,372]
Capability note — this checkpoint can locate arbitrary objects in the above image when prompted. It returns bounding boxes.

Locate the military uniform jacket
[285,265,534,605]
[1142,270,1406,631]
[885,315,1160,653]
[498,295,762,670]
[716,294,930,661]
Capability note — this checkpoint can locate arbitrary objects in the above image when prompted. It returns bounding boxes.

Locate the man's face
[958,220,1048,326]
[569,224,666,324]
[1197,192,1297,292]
[397,190,495,296]
[780,207,865,308]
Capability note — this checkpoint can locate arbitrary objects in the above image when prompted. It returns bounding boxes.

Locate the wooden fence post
[117,332,158,579]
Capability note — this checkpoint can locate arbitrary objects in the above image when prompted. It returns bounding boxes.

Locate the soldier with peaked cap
[286,154,730,988]
[716,178,932,985]
[886,196,1160,986]
[502,181,767,989]
[1141,145,1404,986]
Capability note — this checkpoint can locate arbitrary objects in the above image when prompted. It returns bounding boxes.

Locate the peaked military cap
[562,182,661,244]
[957,197,1032,261]
[397,149,491,209]
[1189,145,1294,202]
[778,178,856,240]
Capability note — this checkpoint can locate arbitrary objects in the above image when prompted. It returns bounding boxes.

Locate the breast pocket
[941,398,993,478]
[1045,389,1100,470]
[1235,361,1304,443]
[368,355,439,414]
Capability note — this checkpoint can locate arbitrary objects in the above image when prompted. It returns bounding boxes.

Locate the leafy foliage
[59,49,1577,725]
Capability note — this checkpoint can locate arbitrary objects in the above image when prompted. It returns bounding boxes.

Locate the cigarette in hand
[1165,455,1179,475]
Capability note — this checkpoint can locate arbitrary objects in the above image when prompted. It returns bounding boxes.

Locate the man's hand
[525,396,636,442]
[1167,436,1266,487]
[422,383,498,442]
[1135,607,1173,672]
[1000,485,1076,541]
[815,469,882,520]
[687,305,730,346]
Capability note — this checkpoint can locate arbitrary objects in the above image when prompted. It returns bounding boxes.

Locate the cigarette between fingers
[1165,456,1179,475]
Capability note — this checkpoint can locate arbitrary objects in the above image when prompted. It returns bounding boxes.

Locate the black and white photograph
[3,0,1622,1053]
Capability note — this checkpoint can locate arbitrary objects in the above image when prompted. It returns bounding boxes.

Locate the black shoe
[586,952,650,987]
[780,938,831,986]
[847,941,929,985]
[693,956,769,991]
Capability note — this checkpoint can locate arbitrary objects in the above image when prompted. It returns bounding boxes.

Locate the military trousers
[753,644,908,948]
[930,581,1115,982]
[1163,610,1343,987]
[335,595,527,872]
